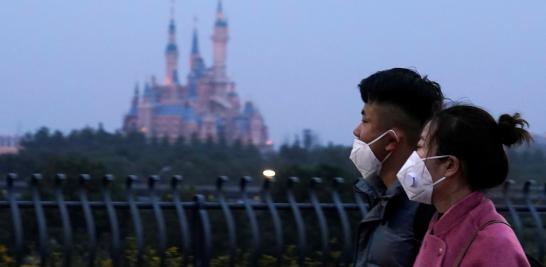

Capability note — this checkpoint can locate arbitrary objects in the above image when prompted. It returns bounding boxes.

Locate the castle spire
[168,0,176,44]
[129,83,139,115]
[191,17,200,55]
[165,0,179,85]
[170,0,175,21]
[212,0,229,80]
[217,0,224,18]
[215,0,227,27]
[134,82,140,97]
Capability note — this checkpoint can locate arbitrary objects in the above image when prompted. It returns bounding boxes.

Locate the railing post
[126,175,144,266]
[171,175,190,267]
[79,174,97,267]
[331,177,351,267]
[193,194,211,267]
[102,174,122,267]
[309,177,329,266]
[502,180,523,238]
[240,176,261,266]
[216,176,237,267]
[54,174,73,267]
[523,180,545,261]
[287,177,306,267]
[261,176,284,267]
[30,173,49,267]
[149,175,167,267]
[6,173,24,267]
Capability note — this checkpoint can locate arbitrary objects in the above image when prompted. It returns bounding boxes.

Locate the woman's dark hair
[428,104,532,191]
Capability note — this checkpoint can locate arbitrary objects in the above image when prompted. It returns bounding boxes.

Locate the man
[351,68,443,266]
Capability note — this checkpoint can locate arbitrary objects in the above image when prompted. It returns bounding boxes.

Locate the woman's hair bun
[497,113,533,147]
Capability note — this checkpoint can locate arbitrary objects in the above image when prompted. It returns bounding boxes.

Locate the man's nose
[353,125,361,138]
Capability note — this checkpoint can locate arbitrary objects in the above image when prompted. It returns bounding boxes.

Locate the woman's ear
[444,156,460,177]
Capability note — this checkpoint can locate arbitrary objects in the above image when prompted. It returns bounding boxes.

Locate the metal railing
[0,173,545,267]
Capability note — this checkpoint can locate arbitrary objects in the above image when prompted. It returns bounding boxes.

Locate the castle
[123,1,270,147]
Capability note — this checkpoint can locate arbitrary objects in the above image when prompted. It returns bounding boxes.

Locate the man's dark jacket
[353,175,435,267]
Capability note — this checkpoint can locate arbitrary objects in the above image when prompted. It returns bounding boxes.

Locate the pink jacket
[413,192,530,267]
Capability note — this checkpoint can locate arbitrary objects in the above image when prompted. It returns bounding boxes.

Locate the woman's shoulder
[476,221,519,244]
[465,222,530,267]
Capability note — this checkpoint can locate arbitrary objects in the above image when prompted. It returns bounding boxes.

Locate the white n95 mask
[396,151,449,204]
[350,130,397,180]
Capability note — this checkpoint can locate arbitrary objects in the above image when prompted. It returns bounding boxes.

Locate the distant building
[0,135,20,154]
[123,1,271,148]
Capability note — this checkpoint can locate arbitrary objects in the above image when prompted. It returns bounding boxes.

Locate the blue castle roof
[166,43,178,53]
[235,116,250,133]
[128,106,138,116]
[215,20,228,27]
[154,105,196,121]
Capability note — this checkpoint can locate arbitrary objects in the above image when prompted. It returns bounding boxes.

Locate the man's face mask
[350,129,398,180]
[396,151,450,204]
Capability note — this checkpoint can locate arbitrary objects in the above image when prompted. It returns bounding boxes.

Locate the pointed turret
[130,83,140,114]
[189,22,205,71]
[211,0,229,80]
[165,0,179,85]
[122,83,140,133]
[188,20,206,99]
[215,0,228,27]
[191,22,200,55]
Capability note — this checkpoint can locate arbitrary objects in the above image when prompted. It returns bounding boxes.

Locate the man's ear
[384,129,401,152]
[444,156,460,177]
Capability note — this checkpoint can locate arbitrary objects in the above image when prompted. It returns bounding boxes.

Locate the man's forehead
[362,103,379,115]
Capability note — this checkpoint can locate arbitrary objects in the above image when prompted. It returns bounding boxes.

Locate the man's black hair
[359,68,444,128]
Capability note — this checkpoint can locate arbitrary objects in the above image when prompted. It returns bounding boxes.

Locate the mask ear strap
[424,155,450,161]
[432,176,447,186]
[389,129,399,143]
[381,152,392,163]
[369,129,398,146]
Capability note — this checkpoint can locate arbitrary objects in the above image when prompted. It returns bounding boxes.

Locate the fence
[0,173,545,267]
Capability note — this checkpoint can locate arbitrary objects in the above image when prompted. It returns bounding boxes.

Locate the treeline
[0,126,543,188]
[0,127,265,185]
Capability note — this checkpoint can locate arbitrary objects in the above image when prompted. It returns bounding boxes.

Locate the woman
[396,104,531,267]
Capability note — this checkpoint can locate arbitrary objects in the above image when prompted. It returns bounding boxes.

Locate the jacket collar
[429,191,485,235]
[355,176,404,223]
[354,175,385,204]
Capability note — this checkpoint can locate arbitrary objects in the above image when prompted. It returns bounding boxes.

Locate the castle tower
[138,82,155,137]
[130,83,139,114]
[188,21,206,100]
[122,1,270,147]
[211,0,229,81]
[165,0,179,85]
[190,22,202,70]
[122,83,140,132]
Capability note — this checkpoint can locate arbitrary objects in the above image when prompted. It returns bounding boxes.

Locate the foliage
[0,127,544,265]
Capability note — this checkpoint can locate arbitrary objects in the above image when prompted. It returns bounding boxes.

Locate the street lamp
[262,169,276,180]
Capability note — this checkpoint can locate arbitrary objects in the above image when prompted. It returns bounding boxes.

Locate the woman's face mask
[396,151,450,204]
[349,129,397,180]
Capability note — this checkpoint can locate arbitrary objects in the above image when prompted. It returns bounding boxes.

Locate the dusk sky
[1,1,545,146]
